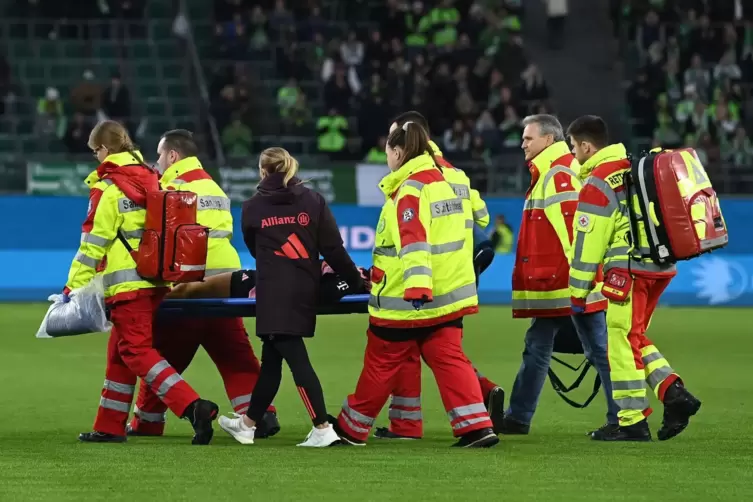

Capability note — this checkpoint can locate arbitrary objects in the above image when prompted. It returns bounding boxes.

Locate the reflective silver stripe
[404,266,432,280]
[544,191,579,207]
[571,260,599,273]
[208,229,233,239]
[430,198,464,218]
[604,259,675,274]
[118,198,144,213]
[642,351,665,365]
[99,397,130,413]
[170,179,187,185]
[388,409,422,420]
[103,379,135,395]
[612,380,646,391]
[179,264,206,272]
[511,297,571,310]
[144,360,171,385]
[586,290,606,303]
[156,373,184,398]
[524,198,545,210]
[399,242,431,257]
[646,366,674,390]
[571,231,600,273]
[120,229,144,240]
[541,164,573,188]
[465,219,474,229]
[452,416,489,430]
[74,251,100,268]
[197,195,231,211]
[374,282,477,311]
[447,403,487,420]
[451,183,470,199]
[341,410,370,434]
[101,179,114,186]
[134,405,166,423]
[230,393,252,409]
[605,246,631,258]
[431,240,465,254]
[585,176,621,205]
[402,179,425,192]
[391,396,421,407]
[81,232,110,247]
[473,207,489,220]
[577,202,615,217]
[205,268,239,277]
[614,396,649,410]
[374,246,398,257]
[569,277,592,291]
[342,400,375,426]
[102,269,144,288]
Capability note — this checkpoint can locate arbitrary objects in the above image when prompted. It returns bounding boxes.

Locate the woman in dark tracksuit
[218,147,364,447]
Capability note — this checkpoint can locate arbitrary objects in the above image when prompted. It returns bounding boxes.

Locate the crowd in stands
[3,0,145,157]
[620,0,753,170]
[209,0,549,164]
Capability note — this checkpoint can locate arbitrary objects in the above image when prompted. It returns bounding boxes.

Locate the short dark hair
[392,111,429,132]
[566,115,609,149]
[160,129,199,158]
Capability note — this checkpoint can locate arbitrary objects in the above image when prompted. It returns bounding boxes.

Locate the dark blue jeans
[506,312,618,426]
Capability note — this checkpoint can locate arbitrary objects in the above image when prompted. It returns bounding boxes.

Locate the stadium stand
[615,0,753,193]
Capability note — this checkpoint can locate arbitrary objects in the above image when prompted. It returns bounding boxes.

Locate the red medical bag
[628,148,728,265]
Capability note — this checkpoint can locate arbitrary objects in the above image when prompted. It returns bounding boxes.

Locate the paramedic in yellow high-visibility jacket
[566,115,701,442]
[369,111,505,440]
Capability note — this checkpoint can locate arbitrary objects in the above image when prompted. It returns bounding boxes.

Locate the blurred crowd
[619,0,753,167]
[208,0,551,163]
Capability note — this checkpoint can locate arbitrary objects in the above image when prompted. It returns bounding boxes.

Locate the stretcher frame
[158,294,371,318]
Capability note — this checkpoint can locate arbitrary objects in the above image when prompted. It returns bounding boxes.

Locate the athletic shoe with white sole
[297,424,341,447]
[218,413,256,445]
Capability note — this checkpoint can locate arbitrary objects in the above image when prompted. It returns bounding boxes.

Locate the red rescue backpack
[118,191,209,283]
[626,147,728,265]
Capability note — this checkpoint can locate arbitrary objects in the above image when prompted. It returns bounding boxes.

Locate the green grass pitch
[0,304,751,501]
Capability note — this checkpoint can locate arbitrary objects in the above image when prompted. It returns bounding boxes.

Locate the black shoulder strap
[117,231,135,253]
[548,357,602,409]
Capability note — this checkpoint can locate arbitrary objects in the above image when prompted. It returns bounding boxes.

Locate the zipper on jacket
[376,272,387,309]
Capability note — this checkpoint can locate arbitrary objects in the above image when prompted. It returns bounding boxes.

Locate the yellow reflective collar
[579,143,628,178]
[84,169,100,188]
[428,139,444,158]
[103,150,145,167]
[379,153,436,197]
[159,156,204,187]
[530,141,572,177]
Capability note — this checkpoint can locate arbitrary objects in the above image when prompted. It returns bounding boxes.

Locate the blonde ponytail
[259,147,300,187]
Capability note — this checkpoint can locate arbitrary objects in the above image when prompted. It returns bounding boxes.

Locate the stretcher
[158,294,371,318]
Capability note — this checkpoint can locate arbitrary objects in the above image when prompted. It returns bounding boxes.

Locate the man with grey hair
[499,114,618,438]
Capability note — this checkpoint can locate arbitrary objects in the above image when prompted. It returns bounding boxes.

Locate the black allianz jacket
[241,173,363,337]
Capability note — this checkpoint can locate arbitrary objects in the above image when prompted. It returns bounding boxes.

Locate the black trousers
[246,336,328,426]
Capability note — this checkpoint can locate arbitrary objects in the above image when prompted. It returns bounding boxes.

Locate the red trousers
[128,316,271,435]
[337,326,493,442]
[95,292,200,436]
[388,352,500,438]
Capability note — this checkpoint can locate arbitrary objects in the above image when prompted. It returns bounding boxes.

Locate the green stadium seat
[38,41,60,59]
[145,99,167,116]
[9,41,33,59]
[137,84,162,99]
[93,43,118,60]
[171,100,192,117]
[156,42,180,59]
[130,41,152,60]
[166,83,188,99]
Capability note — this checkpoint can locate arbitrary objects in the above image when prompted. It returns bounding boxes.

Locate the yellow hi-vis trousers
[606,275,680,426]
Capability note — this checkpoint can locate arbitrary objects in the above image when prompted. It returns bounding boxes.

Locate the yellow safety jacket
[429,140,490,229]
[512,141,606,318]
[569,143,677,307]
[493,223,514,254]
[160,156,241,276]
[66,151,166,302]
[369,153,478,328]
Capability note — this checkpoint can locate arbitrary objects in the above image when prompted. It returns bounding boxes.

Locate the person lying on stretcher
[168,261,371,302]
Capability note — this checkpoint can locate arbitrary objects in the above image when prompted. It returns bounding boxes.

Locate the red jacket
[512,141,607,318]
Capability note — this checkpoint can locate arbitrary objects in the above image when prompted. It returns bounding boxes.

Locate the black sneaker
[499,416,530,435]
[658,381,701,441]
[183,399,219,445]
[486,387,505,434]
[329,414,366,446]
[452,427,500,448]
[590,420,652,441]
[254,411,281,439]
[373,427,421,440]
[78,431,127,443]
[125,424,161,437]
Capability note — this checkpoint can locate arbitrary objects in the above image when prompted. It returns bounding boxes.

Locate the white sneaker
[297,424,340,447]
[218,413,256,445]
